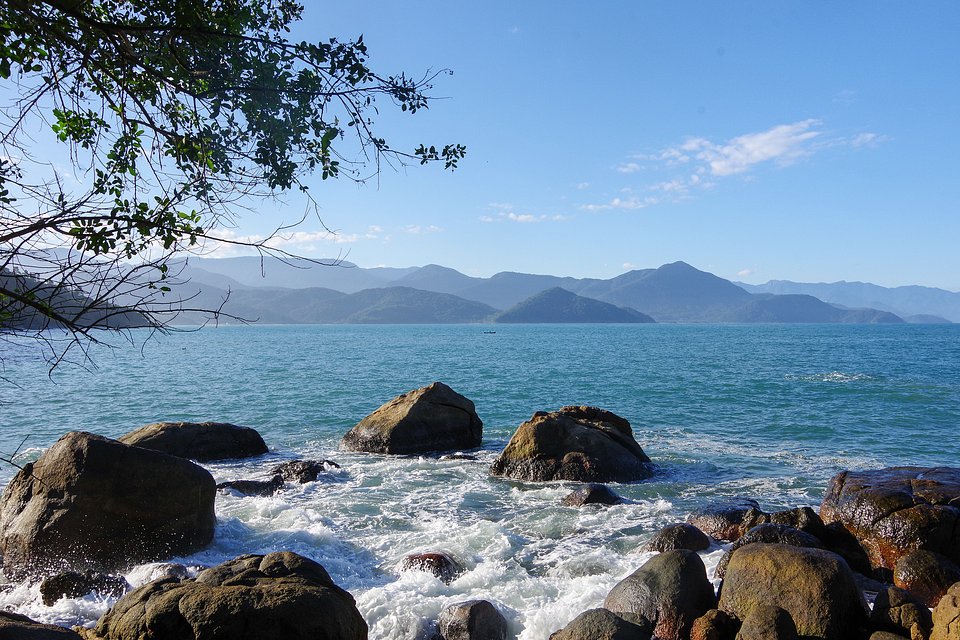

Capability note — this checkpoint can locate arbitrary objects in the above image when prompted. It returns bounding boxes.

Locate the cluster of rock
[3,381,960,640]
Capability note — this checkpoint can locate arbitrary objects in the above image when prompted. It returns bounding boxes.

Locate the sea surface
[2,323,959,637]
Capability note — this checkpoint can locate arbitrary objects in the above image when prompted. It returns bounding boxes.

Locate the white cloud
[367,225,383,233]
[623,262,638,270]
[689,119,823,176]
[575,182,590,190]
[737,268,753,277]
[617,162,642,174]
[404,224,442,234]
[581,196,657,212]
[482,203,566,224]
[849,132,888,148]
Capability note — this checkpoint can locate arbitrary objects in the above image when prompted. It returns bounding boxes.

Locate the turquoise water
[2,324,959,637]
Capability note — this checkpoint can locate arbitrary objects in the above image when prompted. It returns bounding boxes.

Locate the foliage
[0,0,464,367]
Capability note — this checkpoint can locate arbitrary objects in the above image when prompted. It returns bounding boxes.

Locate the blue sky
[212,4,958,288]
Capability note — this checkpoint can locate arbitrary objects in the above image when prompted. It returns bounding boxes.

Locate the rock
[645,523,711,553]
[932,582,960,640]
[118,421,268,461]
[735,605,798,640]
[341,382,482,454]
[439,454,478,461]
[690,609,738,640]
[560,484,623,507]
[870,633,911,640]
[0,611,84,639]
[86,551,366,640]
[714,523,823,579]
[271,459,340,483]
[0,431,216,580]
[768,506,828,539]
[686,499,768,542]
[871,586,932,640]
[401,552,462,584]
[435,600,509,640]
[894,550,960,608]
[603,549,715,640]
[819,467,960,574]
[718,543,867,640]
[40,571,129,606]
[549,609,651,640]
[820,521,874,575]
[490,406,652,483]
[217,475,285,496]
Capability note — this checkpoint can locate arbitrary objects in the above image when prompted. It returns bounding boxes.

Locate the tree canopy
[0,0,464,366]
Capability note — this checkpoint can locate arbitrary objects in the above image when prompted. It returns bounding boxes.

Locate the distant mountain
[739,280,959,323]
[736,294,903,323]
[182,256,411,292]
[391,264,484,295]
[495,287,655,323]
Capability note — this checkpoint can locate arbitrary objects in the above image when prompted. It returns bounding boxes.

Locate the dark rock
[645,523,711,553]
[0,611,84,639]
[819,467,960,573]
[439,454,478,461]
[869,632,911,640]
[714,523,823,579]
[560,484,623,507]
[894,550,960,608]
[40,571,129,606]
[0,431,216,580]
[88,551,366,640]
[685,499,768,542]
[735,605,798,640]
[718,543,868,640]
[932,581,960,640]
[768,506,828,539]
[603,549,715,640]
[690,609,738,640]
[271,459,340,483]
[119,421,268,462]
[490,406,652,483]
[820,521,874,575]
[436,600,509,640]
[400,552,462,584]
[217,475,284,496]
[341,382,483,454]
[549,609,651,640]
[870,586,932,640]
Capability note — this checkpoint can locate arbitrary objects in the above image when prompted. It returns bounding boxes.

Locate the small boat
[482,330,497,334]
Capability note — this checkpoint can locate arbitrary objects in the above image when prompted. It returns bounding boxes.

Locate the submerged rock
[435,600,509,640]
[86,551,367,640]
[341,382,482,454]
[560,484,623,507]
[271,459,340,483]
[549,608,651,639]
[490,406,652,483]
[401,552,462,584]
[644,523,711,553]
[217,474,285,496]
[119,421,268,462]
[0,431,216,580]
[40,571,129,606]
[0,610,83,639]
[603,549,715,640]
[819,467,960,574]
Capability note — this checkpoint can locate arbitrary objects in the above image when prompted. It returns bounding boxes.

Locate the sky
[18,2,960,289]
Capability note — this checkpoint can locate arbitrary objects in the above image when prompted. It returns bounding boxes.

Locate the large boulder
[644,523,711,553]
[718,543,867,640]
[894,550,960,608]
[932,582,960,640]
[685,499,768,542]
[0,431,216,580]
[549,609,651,640]
[40,571,129,606]
[735,605,798,640]
[819,467,960,574]
[118,421,268,461]
[435,600,509,640]
[0,611,84,639]
[603,549,715,640]
[714,523,823,579]
[490,406,652,483]
[86,552,367,640]
[340,382,482,454]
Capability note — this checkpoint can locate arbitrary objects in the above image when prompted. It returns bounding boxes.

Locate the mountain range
[159,258,936,325]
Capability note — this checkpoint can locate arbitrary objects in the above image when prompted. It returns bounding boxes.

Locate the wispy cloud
[581,196,658,212]
[737,268,754,278]
[682,119,823,176]
[481,203,568,223]
[616,162,642,174]
[404,224,442,234]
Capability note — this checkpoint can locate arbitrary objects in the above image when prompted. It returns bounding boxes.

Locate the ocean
[2,323,959,637]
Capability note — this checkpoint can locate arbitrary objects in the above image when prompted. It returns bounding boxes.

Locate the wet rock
[439,454,478,461]
[768,506,828,539]
[549,609,651,640]
[690,609,738,640]
[870,586,932,640]
[40,571,129,606]
[217,474,284,496]
[119,421,268,462]
[490,406,652,483]
[86,551,366,640]
[560,484,623,507]
[0,431,216,580]
[932,581,960,640]
[645,523,711,553]
[0,610,83,639]
[718,543,868,640]
[735,605,798,640]
[603,549,715,640]
[401,552,462,584]
[714,523,823,579]
[820,520,874,575]
[819,467,960,574]
[435,600,509,640]
[894,550,960,608]
[271,459,340,483]
[685,499,768,542]
[341,382,482,455]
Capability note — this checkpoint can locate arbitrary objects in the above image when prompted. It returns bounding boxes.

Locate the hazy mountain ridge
[173,258,922,324]
[494,287,655,323]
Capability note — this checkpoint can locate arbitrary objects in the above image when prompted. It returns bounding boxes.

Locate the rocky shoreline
[1,382,958,639]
